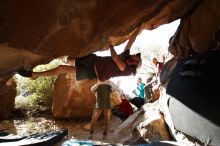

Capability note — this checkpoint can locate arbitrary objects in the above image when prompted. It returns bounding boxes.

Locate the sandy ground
[55,115,123,145]
[0,113,182,146]
[0,115,124,145]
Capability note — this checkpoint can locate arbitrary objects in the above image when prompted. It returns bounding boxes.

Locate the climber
[18,27,142,81]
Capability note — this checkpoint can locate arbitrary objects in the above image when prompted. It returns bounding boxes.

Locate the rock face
[169,0,220,58]
[52,74,96,118]
[113,101,172,144]
[0,0,220,121]
[0,0,203,80]
[0,79,16,120]
[52,74,122,118]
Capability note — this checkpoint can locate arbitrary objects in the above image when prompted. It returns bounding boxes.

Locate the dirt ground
[55,115,124,145]
[0,115,124,145]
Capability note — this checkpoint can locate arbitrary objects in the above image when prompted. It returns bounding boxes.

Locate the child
[89,80,118,139]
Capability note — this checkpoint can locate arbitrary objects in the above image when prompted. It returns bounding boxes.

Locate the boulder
[0,78,16,120]
[52,74,96,118]
[113,101,172,144]
[0,0,200,78]
[52,74,122,118]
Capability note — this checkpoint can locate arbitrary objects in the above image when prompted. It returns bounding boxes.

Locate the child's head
[137,77,142,84]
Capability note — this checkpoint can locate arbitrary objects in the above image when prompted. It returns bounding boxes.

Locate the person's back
[89,81,114,139]
[129,77,145,109]
[95,84,112,109]
[135,77,145,98]
[94,51,136,81]
[144,77,154,102]
[119,98,133,116]
[136,83,145,98]
[112,94,133,121]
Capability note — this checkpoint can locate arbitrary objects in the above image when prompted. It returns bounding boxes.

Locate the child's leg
[103,109,111,137]
[89,109,102,136]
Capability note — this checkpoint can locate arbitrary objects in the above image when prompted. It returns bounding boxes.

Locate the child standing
[89,80,118,139]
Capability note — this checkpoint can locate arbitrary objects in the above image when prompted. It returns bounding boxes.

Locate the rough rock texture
[113,101,172,144]
[169,0,220,58]
[0,0,200,80]
[0,78,16,120]
[52,74,96,118]
[0,0,220,121]
[52,74,122,118]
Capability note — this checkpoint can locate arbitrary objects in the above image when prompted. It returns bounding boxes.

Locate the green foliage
[15,59,64,113]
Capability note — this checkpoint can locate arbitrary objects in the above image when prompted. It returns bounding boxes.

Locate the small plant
[15,58,64,115]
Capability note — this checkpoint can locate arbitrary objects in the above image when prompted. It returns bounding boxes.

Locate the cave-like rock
[52,74,96,119]
[0,0,220,127]
[52,74,122,119]
[0,0,202,81]
[0,79,16,120]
